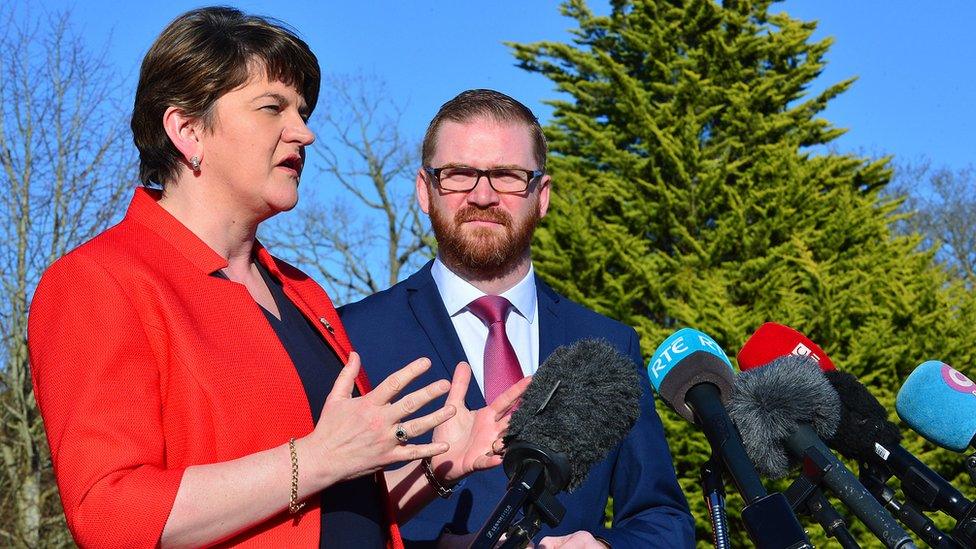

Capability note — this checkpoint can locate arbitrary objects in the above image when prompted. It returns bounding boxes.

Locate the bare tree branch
[0,6,134,546]
[891,160,976,286]
[264,73,432,305]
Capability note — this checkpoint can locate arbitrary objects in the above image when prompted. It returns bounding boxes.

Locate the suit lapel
[536,276,567,363]
[407,262,487,409]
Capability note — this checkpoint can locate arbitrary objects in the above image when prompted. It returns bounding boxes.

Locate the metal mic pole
[785,471,860,549]
[859,461,962,548]
[700,457,731,549]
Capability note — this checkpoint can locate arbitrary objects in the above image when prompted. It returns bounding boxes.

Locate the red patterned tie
[468,295,524,404]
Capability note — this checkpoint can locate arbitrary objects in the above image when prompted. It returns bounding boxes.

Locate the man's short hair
[131,6,320,187]
[421,89,547,171]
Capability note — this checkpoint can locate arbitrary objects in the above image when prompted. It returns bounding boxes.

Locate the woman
[28,7,528,548]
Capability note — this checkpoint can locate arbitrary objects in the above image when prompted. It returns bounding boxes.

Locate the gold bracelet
[288,438,305,514]
[421,457,455,499]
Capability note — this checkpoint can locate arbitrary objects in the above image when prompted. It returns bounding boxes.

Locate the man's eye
[262,104,282,113]
[443,168,479,179]
[490,170,522,179]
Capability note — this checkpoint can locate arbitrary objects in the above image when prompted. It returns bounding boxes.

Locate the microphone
[648,328,761,501]
[737,321,835,372]
[729,355,916,549]
[827,369,972,511]
[471,339,641,549]
[741,324,968,545]
[728,355,840,478]
[825,369,970,547]
[649,328,810,549]
[895,361,976,546]
[896,361,976,453]
[648,327,734,423]
[738,323,885,545]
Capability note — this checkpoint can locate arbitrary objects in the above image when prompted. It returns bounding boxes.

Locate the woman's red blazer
[28,188,403,548]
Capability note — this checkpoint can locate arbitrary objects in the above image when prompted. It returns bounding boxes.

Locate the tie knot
[468,295,512,326]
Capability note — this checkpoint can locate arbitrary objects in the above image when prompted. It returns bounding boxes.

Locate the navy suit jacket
[340,262,694,548]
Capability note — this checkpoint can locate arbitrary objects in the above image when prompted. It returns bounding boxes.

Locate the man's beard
[430,201,540,281]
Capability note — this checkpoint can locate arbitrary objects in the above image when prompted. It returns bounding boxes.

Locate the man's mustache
[454,207,512,226]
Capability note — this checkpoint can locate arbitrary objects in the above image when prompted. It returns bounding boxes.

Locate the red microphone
[737,322,835,371]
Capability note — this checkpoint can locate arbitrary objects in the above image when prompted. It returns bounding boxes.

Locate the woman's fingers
[325,351,362,403]
[394,378,451,418]
[367,357,432,405]
[392,441,450,462]
[397,404,456,440]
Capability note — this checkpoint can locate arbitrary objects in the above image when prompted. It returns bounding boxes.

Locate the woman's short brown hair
[131,6,320,187]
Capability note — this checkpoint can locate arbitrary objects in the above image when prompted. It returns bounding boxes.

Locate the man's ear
[416,168,431,214]
[537,174,551,219]
[162,106,203,169]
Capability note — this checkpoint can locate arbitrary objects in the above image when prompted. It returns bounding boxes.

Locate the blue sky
[22,0,974,172]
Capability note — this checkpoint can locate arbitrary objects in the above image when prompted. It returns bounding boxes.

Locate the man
[341,90,694,548]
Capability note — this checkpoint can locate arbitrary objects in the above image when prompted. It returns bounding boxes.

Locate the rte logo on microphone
[648,328,730,382]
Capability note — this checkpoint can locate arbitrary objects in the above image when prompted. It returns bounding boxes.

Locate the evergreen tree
[512,1,976,545]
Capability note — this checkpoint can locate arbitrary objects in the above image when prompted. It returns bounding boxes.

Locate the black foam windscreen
[823,370,903,461]
[728,355,841,478]
[656,351,735,423]
[503,339,642,491]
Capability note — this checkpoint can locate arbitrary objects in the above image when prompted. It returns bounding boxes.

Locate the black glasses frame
[423,166,545,194]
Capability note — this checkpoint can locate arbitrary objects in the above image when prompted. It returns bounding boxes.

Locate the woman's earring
[190,156,201,173]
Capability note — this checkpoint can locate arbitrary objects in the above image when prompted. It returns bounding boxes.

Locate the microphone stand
[863,444,976,547]
[470,443,568,549]
[785,435,916,548]
[859,461,961,548]
[949,497,976,549]
[966,451,976,489]
[700,457,731,549]
[784,469,860,549]
[498,491,565,549]
[497,507,538,549]
[685,383,812,549]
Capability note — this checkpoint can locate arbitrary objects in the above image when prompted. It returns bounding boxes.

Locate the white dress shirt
[430,257,539,398]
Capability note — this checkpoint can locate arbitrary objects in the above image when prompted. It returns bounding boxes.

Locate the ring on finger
[491,438,505,455]
[394,423,409,444]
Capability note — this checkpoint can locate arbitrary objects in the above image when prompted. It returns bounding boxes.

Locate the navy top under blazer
[253,264,385,548]
[340,261,695,548]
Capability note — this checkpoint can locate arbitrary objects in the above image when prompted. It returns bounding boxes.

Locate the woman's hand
[300,352,457,489]
[429,362,532,484]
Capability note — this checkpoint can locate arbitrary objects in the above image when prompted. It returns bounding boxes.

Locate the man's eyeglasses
[423,166,544,194]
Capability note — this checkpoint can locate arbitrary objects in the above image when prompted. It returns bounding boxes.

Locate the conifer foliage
[512,1,976,544]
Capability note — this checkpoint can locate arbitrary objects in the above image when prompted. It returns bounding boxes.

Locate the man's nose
[466,174,500,206]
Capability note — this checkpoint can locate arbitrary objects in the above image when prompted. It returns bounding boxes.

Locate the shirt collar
[430,256,537,323]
